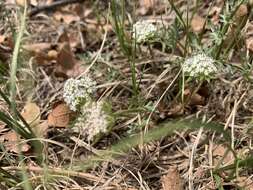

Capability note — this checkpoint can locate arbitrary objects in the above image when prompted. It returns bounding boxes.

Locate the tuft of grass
[211,0,246,59]
[110,0,132,57]
[1,5,43,163]
[111,0,139,98]
[0,2,43,189]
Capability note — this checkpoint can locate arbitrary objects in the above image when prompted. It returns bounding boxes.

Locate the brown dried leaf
[23,43,52,54]
[22,42,55,65]
[57,29,70,43]
[191,15,205,33]
[21,102,40,126]
[34,52,55,65]
[57,28,81,50]
[48,103,72,127]
[167,103,184,117]
[161,167,183,190]
[184,89,205,106]
[72,4,84,18]
[47,50,58,59]
[15,0,29,7]
[35,121,49,138]
[246,37,253,52]
[55,35,86,77]
[189,93,205,106]
[139,0,156,15]
[237,177,253,190]
[235,4,248,18]
[56,42,75,70]
[30,0,37,6]
[21,103,49,137]
[140,0,154,9]
[0,36,6,44]
[65,60,87,78]
[213,144,234,166]
[0,131,30,153]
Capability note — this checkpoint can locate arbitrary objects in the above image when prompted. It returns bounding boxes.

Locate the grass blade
[0,167,21,184]
[73,119,230,171]
[0,89,35,136]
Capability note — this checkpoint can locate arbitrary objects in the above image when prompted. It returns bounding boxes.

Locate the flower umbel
[132,20,157,43]
[63,77,96,111]
[74,101,113,141]
[182,53,217,80]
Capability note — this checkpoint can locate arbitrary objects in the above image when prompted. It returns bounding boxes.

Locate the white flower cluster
[63,77,96,111]
[74,101,109,141]
[132,20,157,43]
[182,53,217,79]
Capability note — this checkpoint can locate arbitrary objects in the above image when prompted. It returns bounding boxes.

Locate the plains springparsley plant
[73,101,114,142]
[132,20,157,43]
[182,53,217,81]
[63,77,96,111]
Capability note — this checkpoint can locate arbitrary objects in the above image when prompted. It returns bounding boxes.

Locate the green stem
[168,0,187,30]
[10,5,27,112]
[173,76,190,104]
[223,13,249,56]
[8,3,44,165]
[214,0,245,59]
[130,44,138,97]
[113,108,147,117]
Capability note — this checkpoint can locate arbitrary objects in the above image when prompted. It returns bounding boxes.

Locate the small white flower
[73,101,113,141]
[63,77,96,111]
[182,53,217,80]
[132,20,157,43]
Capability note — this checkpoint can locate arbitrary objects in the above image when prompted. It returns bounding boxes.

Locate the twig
[188,127,203,190]
[70,136,100,155]
[144,69,182,132]
[29,0,85,16]
[77,11,109,78]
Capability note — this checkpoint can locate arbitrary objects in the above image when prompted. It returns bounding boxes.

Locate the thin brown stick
[29,0,85,16]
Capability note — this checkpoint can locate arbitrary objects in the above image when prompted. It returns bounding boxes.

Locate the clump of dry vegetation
[1,0,253,189]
